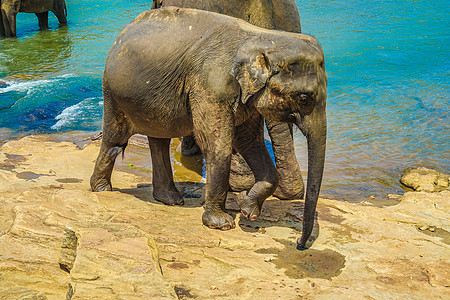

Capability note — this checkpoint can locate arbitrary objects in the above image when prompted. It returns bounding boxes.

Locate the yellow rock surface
[0,135,448,299]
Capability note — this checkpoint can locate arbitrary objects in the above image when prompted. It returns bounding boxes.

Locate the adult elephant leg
[180,135,202,156]
[266,119,305,199]
[0,10,5,36]
[90,85,132,191]
[148,137,184,206]
[52,0,67,25]
[233,113,279,220]
[35,12,49,29]
[1,8,17,37]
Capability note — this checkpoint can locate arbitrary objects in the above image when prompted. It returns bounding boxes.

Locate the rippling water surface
[0,0,448,200]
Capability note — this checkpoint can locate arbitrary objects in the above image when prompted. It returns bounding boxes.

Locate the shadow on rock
[256,239,345,280]
[226,194,320,249]
[118,181,205,208]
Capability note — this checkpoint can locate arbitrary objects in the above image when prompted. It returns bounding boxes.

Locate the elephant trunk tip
[296,235,309,250]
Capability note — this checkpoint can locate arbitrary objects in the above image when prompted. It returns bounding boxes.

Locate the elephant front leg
[234,114,279,220]
[266,119,305,200]
[202,151,235,230]
[191,96,235,230]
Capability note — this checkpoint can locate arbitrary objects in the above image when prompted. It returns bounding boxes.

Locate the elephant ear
[230,39,275,104]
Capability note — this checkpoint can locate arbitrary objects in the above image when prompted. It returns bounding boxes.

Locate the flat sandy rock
[0,134,449,299]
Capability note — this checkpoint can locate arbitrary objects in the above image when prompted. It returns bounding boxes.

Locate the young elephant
[153,0,305,200]
[90,7,327,248]
[0,0,67,37]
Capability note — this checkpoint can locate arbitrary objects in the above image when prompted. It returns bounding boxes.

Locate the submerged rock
[400,167,449,192]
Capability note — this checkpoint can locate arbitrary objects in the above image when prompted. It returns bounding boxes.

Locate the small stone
[429,227,435,232]
[419,225,429,231]
[264,257,274,262]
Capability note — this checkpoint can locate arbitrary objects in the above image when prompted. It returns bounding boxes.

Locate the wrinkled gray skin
[153,0,305,200]
[90,8,327,248]
[0,0,67,37]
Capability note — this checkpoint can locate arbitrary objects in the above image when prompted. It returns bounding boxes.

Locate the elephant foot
[202,209,235,230]
[181,135,202,156]
[273,184,304,200]
[237,191,261,221]
[90,177,112,192]
[153,189,184,206]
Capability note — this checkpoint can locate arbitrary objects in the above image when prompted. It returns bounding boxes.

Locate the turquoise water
[0,0,448,200]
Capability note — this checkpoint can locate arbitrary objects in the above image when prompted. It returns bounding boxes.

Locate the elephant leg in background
[180,134,201,156]
[233,113,279,221]
[51,6,67,25]
[90,86,132,192]
[148,137,184,206]
[1,7,17,37]
[35,12,49,29]
[0,9,4,36]
[229,120,305,200]
[266,119,305,200]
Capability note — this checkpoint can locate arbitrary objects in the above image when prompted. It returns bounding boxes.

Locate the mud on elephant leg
[148,137,184,206]
[266,120,305,200]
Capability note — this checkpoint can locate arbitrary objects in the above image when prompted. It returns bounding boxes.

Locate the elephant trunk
[295,105,326,249]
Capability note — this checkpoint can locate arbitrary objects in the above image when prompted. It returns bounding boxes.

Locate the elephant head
[231,35,327,248]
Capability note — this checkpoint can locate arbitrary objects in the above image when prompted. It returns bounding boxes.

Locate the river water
[0,0,448,201]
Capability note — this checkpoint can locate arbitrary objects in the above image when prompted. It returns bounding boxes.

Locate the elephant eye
[292,92,314,103]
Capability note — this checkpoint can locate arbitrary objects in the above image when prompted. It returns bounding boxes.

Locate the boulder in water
[400,167,449,192]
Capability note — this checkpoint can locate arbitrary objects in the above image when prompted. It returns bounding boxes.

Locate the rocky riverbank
[0,134,448,299]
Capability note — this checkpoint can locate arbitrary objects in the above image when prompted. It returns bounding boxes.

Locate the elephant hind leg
[51,3,67,25]
[35,12,49,29]
[148,137,184,206]
[90,86,133,192]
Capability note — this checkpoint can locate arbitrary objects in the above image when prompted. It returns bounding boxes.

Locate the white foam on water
[0,73,75,95]
[51,97,103,130]
[0,79,55,94]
